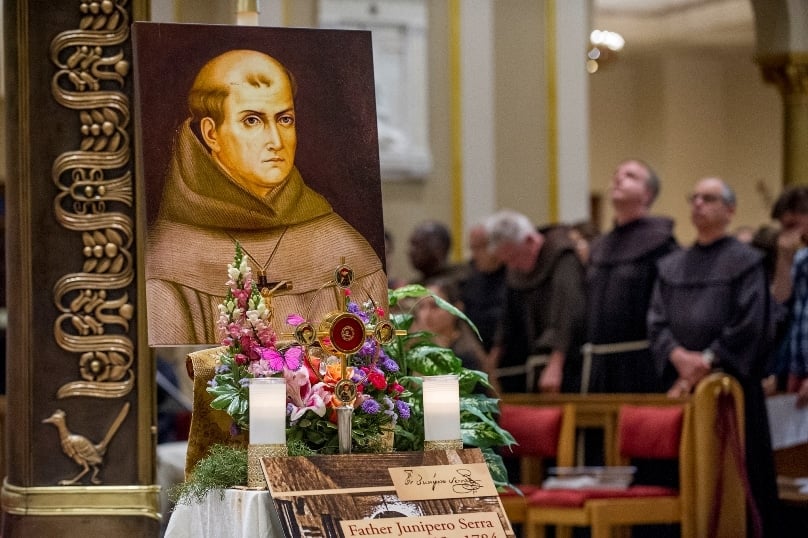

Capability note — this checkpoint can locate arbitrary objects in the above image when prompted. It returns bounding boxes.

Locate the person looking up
[585,159,677,393]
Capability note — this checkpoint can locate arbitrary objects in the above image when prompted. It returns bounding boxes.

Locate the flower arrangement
[206,244,411,454]
[172,246,515,505]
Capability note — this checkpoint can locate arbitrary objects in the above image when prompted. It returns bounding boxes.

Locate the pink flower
[286,313,305,327]
[256,327,277,347]
[233,288,249,307]
[285,368,329,422]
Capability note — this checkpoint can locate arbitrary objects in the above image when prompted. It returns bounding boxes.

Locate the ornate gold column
[759,53,808,187]
[2,0,159,536]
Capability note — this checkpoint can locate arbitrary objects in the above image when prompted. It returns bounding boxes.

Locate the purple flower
[361,398,381,414]
[396,400,411,420]
[379,352,399,372]
[358,339,377,359]
[347,301,370,323]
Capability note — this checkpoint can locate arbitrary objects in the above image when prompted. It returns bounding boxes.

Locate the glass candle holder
[422,374,462,450]
[249,377,286,445]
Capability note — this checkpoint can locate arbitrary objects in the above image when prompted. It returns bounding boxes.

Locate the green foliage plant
[386,284,516,487]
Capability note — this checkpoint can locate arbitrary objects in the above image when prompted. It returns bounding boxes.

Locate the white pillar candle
[249,377,287,445]
[422,375,461,441]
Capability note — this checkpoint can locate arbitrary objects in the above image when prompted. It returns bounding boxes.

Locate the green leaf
[428,293,482,340]
[480,448,510,487]
[406,345,463,375]
[209,394,234,410]
[388,284,431,307]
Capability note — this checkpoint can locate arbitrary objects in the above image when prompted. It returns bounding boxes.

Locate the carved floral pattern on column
[50,0,135,400]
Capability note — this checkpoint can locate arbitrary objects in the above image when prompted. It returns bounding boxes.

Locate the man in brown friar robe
[486,210,586,394]
[145,49,388,346]
[586,159,677,393]
[649,178,780,537]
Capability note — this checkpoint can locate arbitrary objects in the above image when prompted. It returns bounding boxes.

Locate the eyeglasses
[686,192,723,204]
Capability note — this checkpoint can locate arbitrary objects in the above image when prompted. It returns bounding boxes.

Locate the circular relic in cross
[320,312,366,354]
[334,379,357,405]
[294,321,317,346]
[334,264,354,289]
[374,320,395,345]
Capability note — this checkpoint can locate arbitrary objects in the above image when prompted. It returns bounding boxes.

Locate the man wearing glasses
[648,177,779,536]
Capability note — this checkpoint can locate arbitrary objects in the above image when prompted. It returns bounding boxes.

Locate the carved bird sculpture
[42,402,131,486]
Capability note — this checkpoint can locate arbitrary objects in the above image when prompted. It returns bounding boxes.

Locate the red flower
[368,370,387,390]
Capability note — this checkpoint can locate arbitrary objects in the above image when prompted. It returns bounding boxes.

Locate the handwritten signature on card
[389,463,498,500]
[402,467,483,494]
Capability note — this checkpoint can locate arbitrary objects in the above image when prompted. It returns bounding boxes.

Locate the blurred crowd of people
[395,159,808,537]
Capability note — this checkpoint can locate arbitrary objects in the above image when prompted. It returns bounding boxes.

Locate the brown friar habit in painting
[132,23,388,346]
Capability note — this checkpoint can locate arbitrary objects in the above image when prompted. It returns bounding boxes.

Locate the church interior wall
[590,45,782,245]
[491,0,549,230]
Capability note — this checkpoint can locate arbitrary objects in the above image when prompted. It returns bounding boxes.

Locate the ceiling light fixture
[587,29,625,74]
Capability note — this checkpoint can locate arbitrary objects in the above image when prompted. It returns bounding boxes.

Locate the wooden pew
[501,393,687,465]
[500,376,749,537]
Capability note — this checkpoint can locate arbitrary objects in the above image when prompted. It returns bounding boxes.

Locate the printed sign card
[261,449,514,538]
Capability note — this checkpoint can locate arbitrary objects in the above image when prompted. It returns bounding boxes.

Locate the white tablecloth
[164,488,281,538]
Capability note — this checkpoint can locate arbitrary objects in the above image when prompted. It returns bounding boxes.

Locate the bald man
[146,50,387,345]
[648,177,780,535]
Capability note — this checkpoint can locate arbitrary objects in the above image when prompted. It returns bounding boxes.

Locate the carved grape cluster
[79,108,123,152]
[79,0,121,31]
[82,229,125,273]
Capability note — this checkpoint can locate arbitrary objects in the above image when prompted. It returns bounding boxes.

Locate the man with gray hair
[585,159,677,393]
[648,177,779,536]
[485,209,586,393]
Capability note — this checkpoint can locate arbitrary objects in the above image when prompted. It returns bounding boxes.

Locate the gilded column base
[247,444,288,488]
[1,479,160,519]
[423,439,463,451]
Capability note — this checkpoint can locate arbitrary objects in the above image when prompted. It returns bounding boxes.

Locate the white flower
[227,264,241,282]
[246,310,261,326]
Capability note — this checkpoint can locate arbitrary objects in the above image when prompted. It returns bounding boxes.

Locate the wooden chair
[688,372,747,537]
[585,403,692,538]
[497,403,576,525]
[523,372,747,538]
[524,400,689,538]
